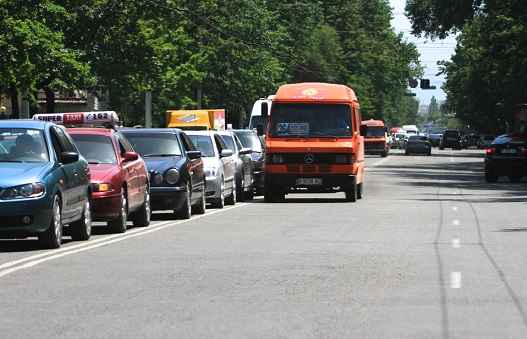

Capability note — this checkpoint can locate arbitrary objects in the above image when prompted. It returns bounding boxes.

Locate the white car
[478,135,495,149]
[217,130,254,202]
[186,130,236,208]
[392,132,408,149]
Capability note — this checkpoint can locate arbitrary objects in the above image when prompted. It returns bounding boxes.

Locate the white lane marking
[365,156,391,169]
[452,207,458,211]
[453,220,460,226]
[0,203,250,278]
[451,272,462,288]
[452,239,460,248]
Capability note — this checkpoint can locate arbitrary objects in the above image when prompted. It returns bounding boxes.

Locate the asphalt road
[1,147,527,338]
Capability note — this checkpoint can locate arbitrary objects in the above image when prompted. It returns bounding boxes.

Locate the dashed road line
[451,272,462,288]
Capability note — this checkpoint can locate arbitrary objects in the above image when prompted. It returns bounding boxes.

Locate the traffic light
[419,79,436,90]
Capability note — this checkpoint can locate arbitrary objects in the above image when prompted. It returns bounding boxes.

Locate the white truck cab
[248,95,274,133]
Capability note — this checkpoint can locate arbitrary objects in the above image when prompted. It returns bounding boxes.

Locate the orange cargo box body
[166,109,226,130]
[361,119,389,157]
[261,82,367,202]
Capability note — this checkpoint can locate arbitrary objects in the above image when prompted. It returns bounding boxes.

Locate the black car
[440,130,463,150]
[428,134,442,147]
[466,134,479,148]
[231,129,266,196]
[405,135,431,155]
[120,128,206,219]
[484,133,527,182]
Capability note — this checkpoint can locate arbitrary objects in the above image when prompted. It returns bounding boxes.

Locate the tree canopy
[0,0,422,128]
[406,0,527,133]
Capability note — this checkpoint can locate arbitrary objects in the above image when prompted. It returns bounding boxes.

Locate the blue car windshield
[0,128,49,162]
[124,133,183,157]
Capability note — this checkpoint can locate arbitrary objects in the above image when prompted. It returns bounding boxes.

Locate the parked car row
[0,112,267,249]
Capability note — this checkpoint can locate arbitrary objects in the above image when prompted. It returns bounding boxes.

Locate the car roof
[231,129,257,135]
[0,119,50,129]
[217,130,235,135]
[66,127,116,136]
[185,130,213,136]
[119,128,181,134]
[495,132,527,139]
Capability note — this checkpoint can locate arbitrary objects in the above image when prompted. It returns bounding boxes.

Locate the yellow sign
[301,88,318,96]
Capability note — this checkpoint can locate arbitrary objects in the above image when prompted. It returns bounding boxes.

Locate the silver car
[217,130,254,201]
[186,131,236,208]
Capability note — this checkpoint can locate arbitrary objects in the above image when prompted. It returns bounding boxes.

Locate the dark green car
[0,120,92,249]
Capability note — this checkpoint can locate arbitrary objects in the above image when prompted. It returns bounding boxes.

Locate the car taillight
[486,147,496,155]
[521,148,527,154]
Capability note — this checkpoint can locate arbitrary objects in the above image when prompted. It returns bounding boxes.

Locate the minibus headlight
[335,154,348,164]
[272,154,283,163]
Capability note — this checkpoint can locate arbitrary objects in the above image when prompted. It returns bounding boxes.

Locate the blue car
[120,128,206,219]
[0,120,92,248]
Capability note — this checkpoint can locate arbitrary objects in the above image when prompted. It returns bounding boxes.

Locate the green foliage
[407,0,527,134]
[1,0,422,127]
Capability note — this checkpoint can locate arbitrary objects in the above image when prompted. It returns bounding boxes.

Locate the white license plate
[501,149,517,154]
[296,178,322,185]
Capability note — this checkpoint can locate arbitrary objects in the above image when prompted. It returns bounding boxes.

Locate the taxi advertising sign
[33,111,119,125]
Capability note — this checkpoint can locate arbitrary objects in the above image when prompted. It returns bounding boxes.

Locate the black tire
[357,182,363,199]
[405,151,409,155]
[345,183,357,202]
[211,177,225,208]
[255,187,264,196]
[225,179,236,205]
[244,182,254,200]
[236,172,245,202]
[132,187,151,227]
[428,151,432,156]
[39,195,63,249]
[192,184,206,214]
[508,175,522,183]
[108,188,128,233]
[264,185,277,203]
[70,195,92,241]
[175,183,192,219]
[381,151,388,157]
[485,172,498,183]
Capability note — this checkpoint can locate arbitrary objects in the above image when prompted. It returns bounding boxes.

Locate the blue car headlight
[1,183,46,200]
[166,169,180,185]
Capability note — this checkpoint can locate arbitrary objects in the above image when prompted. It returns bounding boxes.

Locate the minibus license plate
[297,178,322,185]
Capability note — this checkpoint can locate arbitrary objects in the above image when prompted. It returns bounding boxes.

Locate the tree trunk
[45,87,55,113]
[9,84,19,119]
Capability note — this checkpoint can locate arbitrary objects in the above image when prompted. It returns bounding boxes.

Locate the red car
[68,126,150,233]
[44,112,151,233]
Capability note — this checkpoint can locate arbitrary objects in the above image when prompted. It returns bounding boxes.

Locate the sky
[389,0,458,105]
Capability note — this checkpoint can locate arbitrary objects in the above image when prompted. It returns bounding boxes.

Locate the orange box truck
[166,109,226,130]
[260,82,366,202]
[361,119,389,157]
